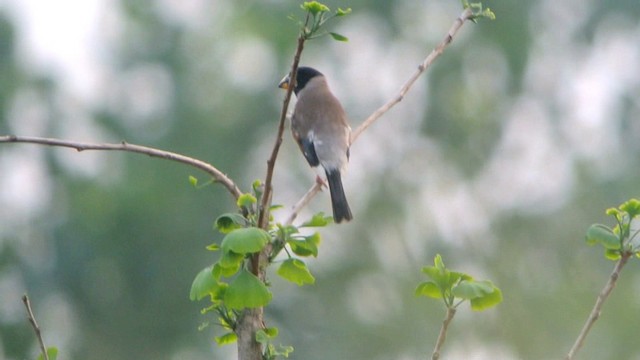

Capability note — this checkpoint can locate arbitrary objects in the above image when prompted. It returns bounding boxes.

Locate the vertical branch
[238,20,309,360]
[22,294,50,360]
[431,307,456,360]
[237,308,264,360]
[565,252,632,360]
[257,32,307,231]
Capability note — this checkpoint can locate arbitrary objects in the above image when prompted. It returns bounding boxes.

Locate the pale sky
[2,0,109,103]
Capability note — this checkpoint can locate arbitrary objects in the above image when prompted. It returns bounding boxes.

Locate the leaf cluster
[189,180,331,351]
[292,1,351,41]
[415,254,502,311]
[585,198,640,259]
[461,0,496,22]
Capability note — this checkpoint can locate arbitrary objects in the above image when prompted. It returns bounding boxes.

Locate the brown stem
[258,35,306,230]
[22,294,50,360]
[285,182,324,225]
[431,307,456,360]
[565,252,632,360]
[238,31,308,360]
[236,308,265,360]
[0,135,242,199]
[350,7,473,144]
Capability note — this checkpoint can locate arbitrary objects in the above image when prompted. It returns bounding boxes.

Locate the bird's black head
[294,67,323,94]
[279,66,324,95]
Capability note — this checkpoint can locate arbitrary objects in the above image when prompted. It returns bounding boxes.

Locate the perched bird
[278,66,353,223]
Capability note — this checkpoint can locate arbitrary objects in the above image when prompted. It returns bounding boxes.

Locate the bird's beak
[278,75,290,90]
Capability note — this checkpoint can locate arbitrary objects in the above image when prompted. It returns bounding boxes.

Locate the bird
[278,66,353,223]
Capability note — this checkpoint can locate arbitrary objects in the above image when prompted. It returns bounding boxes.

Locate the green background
[1,0,640,359]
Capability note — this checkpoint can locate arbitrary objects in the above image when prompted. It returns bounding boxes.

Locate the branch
[239,22,309,360]
[432,307,456,360]
[0,135,243,200]
[22,294,50,360]
[257,34,306,230]
[287,7,475,222]
[565,251,633,360]
[285,182,324,225]
[351,7,473,144]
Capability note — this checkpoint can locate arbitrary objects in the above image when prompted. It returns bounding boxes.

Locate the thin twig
[287,7,475,222]
[432,307,457,360]
[285,182,324,225]
[22,294,50,360]
[0,135,242,199]
[257,34,306,230]
[565,252,633,360]
[351,7,473,144]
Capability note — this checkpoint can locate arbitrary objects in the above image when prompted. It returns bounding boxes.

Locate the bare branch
[258,34,306,230]
[351,7,473,144]
[565,252,633,360]
[285,182,324,225]
[0,135,243,200]
[22,294,50,360]
[432,307,457,360]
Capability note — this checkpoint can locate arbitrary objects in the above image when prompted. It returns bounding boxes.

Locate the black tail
[325,169,352,223]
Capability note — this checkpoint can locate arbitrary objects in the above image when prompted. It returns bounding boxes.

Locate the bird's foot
[315,175,328,189]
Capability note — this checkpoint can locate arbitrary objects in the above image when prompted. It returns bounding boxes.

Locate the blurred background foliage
[1,0,640,359]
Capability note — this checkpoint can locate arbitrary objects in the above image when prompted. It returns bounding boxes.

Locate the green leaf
[300,213,332,227]
[215,332,238,346]
[215,213,247,234]
[450,271,472,284]
[266,344,295,358]
[452,280,493,300]
[237,193,257,209]
[190,266,218,301]
[277,224,298,241]
[256,327,278,344]
[586,224,620,249]
[277,259,315,286]
[288,232,320,257]
[464,1,496,21]
[215,255,243,278]
[270,204,284,211]
[221,227,270,254]
[620,198,640,218]
[206,243,220,251]
[252,179,263,199]
[302,1,330,15]
[38,347,58,360]
[470,284,503,311]
[329,32,349,42]
[256,329,269,344]
[434,254,445,270]
[224,269,273,310]
[605,248,622,260]
[189,175,198,187]
[264,327,279,337]
[415,281,442,299]
[278,345,295,357]
[336,7,352,16]
[289,240,318,257]
[421,254,454,291]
